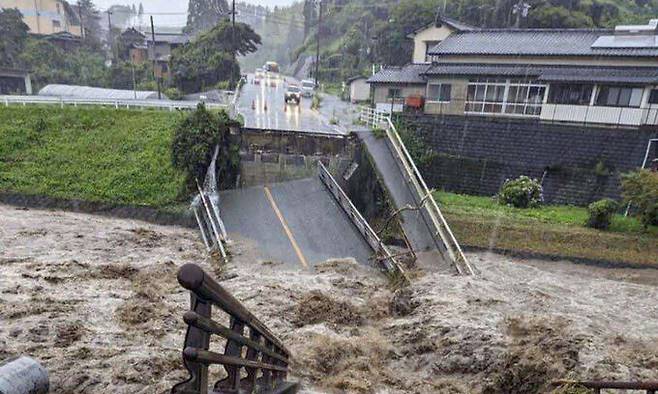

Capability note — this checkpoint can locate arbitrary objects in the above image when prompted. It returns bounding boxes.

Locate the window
[649,89,658,104]
[465,78,546,116]
[596,86,644,107]
[548,84,593,105]
[387,88,402,99]
[424,41,439,62]
[427,83,451,102]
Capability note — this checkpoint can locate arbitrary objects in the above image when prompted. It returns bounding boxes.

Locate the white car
[301,80,316,97]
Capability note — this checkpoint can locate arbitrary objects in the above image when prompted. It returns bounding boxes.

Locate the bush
[164,87,183,100]
[586,198,618,229]
[171,103,240,195]
[311,94,322,110]
[621,169,658,228]
[497,176,543,208]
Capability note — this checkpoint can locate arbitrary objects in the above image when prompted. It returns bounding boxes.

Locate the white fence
[541,103,658,127]
[358,105,390,128]
[1,95,228,112]
[359,106,474,276]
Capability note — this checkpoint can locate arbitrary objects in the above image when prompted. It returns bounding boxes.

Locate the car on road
[264,61,280,73]
[284,85,302,104]
[301,79,316,97]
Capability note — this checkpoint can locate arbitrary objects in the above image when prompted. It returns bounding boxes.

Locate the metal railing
[317,162,409,284]
[553,380,658,393]
[172,264,297,394]
[358,106,474,275]
[358,105,390,128]
[1,95,227,111]
[192,181,228,261]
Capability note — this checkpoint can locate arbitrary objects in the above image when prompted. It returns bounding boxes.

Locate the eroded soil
[0,204,657,393]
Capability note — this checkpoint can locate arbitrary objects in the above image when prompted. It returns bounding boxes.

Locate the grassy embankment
[435,191,658,267]
[0,106,186,209]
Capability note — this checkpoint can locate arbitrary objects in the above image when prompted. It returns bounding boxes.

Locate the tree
[185,0,231,34]
[171,21,261,93]
[78,0,102,49]
[18,37,108,90]
[171,104,240,194]
[0,8,29,68]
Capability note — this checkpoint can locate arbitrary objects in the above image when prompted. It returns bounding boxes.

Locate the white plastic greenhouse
[38,84,164,100]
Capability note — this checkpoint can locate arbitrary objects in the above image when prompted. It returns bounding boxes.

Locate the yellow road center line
[263,186,309,269]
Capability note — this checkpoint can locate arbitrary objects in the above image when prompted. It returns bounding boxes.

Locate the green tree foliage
[172,21,261,93]
[0,8,29,68]
[621,169,658,228]
[294,0,658,81]
[171,104,240,194]
[17,38,107,90]
[586,198,618,230]
[185,0,231,34]
[78,0,103,50]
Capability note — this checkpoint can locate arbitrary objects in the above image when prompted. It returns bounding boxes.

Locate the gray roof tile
[367,64,431,84]
[424,63,658,84]
[428,29,658,57]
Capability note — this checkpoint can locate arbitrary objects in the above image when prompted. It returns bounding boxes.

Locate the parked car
[285,85,302,104]
[301,79,316,97]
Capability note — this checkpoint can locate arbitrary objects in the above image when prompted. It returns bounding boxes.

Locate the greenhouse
[38,84,164,100]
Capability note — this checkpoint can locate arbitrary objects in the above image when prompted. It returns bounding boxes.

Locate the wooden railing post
[172,264,297,394]
[172,293,212,394]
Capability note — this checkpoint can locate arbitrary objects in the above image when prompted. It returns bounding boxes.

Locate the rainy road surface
[237,73,345,134]
[218,177,373,268]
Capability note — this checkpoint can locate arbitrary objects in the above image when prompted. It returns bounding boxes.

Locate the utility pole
[314,0,322,87]
[107,11,114,62]
[77,0,85,40]
[230,0,236,89]
[150,16,162,100]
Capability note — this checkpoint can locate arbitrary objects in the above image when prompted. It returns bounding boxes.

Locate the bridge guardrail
[1,95,228,111]
[318,162,409,284]
[358,106,474,276]
[383,116,474,275]
[172,263,297,394]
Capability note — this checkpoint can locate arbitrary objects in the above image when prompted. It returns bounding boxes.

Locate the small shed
[0,68,32,95]
[346,76,369,103]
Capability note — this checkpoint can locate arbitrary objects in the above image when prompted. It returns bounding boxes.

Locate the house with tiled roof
[368,18,658,128]
[368,16,474,112]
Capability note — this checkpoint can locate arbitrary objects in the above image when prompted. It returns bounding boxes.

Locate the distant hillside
[291,0,658,82]
[236,2,305,72]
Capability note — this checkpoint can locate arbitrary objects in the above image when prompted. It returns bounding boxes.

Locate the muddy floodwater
[1,204,657,393]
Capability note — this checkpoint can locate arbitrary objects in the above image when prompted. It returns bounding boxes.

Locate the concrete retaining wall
[398,114,658,205]
[238,128,355,187]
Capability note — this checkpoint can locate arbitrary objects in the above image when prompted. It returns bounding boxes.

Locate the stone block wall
[398,114,658,205]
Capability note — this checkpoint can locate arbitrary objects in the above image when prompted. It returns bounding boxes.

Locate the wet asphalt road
[238,73,346,134]
[219,177,373,268]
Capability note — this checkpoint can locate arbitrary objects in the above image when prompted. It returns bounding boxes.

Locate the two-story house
[369,17,658,128]
[1,0,81,36]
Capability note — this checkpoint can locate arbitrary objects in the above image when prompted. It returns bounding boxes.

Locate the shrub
[311,94,322,110]
[621,169,658,228]
[497,176,543,208]
[586,198,618,230]
[171,103,240,195]
[164,87,183,101]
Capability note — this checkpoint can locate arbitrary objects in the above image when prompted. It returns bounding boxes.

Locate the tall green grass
[0,106,186,208]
